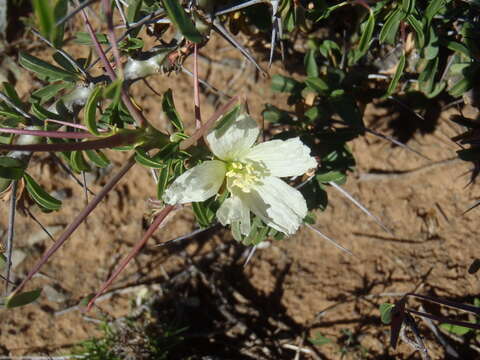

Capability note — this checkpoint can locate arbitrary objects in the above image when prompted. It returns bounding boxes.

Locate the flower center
[225,160,268,192]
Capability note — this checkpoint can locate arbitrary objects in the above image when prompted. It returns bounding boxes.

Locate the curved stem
[12,155,136,296]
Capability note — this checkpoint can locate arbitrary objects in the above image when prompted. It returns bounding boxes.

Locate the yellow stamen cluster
[225,161,266,192]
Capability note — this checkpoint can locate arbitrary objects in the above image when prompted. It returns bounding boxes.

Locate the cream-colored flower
[163,112,317,239]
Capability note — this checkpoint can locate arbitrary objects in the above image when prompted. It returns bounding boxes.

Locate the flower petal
[206,113,259,161]
[216,195,251,236]
[238,177,307,235]
[163,160,226,204]
[244,137,317,177]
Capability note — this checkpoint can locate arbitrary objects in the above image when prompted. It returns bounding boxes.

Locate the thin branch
[81,6,151,129]
[102,0,123,77]
[0,127,95,139]
[4,180,18,295]
[0,132,137,152]
[328,181,393,235]
[193,43,202,129]
[25,208,56,243]
[214,0,266,16]
[179,95,240,150]
[86,204,175,311]
[181,66,231,99]
[153,224,217,247]
[12,156,136,296]
[56,0,98,26]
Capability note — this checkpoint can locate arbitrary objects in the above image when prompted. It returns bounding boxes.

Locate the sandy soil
[1,18,480,360]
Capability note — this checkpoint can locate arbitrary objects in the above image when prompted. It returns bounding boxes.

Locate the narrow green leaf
[0,254,6,270]
[192,201,209,227]
[425,0,445,23]
[316,171,346,184]
[162,89,184,131]
[157,159,172,199]
[135,149,165,169]
[31,82,74,104]
[53,0,68,47]
[439,323,472,336]
[2,83,25,110]
[354,11,375,61]
[70,151,91,173]
[386,53,406,95]
[379,8,404,44]
[6,289,42,308]
[401,0,415,15]
[418,57,439,95]
[406,15,425,49]
[84,86,103,136]
[304,49,319,77]
[444,40,472,58]
[271,74,302,93]
[32,0,55,42]
[53,52,77,73]
[380,303,395,324]
[305,77,329,94]
[24,173,62,211]
[31,103,61,120]
[85,149,110,168]
[74,31,109,45]
[0,156,25,180]
[19,53,77,81]
[162,0,203,43]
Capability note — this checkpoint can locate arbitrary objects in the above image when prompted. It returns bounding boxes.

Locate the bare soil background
[1,17,480,359]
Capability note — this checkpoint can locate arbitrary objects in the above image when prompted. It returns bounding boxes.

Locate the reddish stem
[86,204,175,311]
[0,132,136,152]
[12,155,136,296]
[0,127,95,139]
[179,95,240,150]
[80,8,149,129]
[193,43,202,129]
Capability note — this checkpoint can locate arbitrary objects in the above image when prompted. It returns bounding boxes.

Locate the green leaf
[70,151,91,173]
[443,40,472,58]
[31,82,74,104]
[19,53,77,82]
[401,0,415,15]
[418,57,439,95]
[162,0,203,43]
[262,104,292,124]
[304,49,319,77]
[104,79,123,106]
[32,0,55,43]
[271,74,302,93]
[380,303,395,324]
[0,156,26,180]
[309,333,332,346]
[84,86,103,136]
[305,77,329,94]
[162,89,184,131]
[316,171,346,184]
[386,53,406,96]
[2,83,25,111]
[24,173,62,211]
[85,149,110,168]
[74,31,109,45]
[425,0,446,23]
[5,289,42,308]
[53,0,68,47]
[157,159,172,199]
[135,149,165,169]
[406,15,425,49]
[439,323,473,336]
[53,52,77,74]
[31,103,61,121]
[449,77,474,98]
[379,8,404,44]
[354,11,375,62]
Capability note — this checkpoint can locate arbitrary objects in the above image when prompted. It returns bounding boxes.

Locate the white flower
[163,112,317,239]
